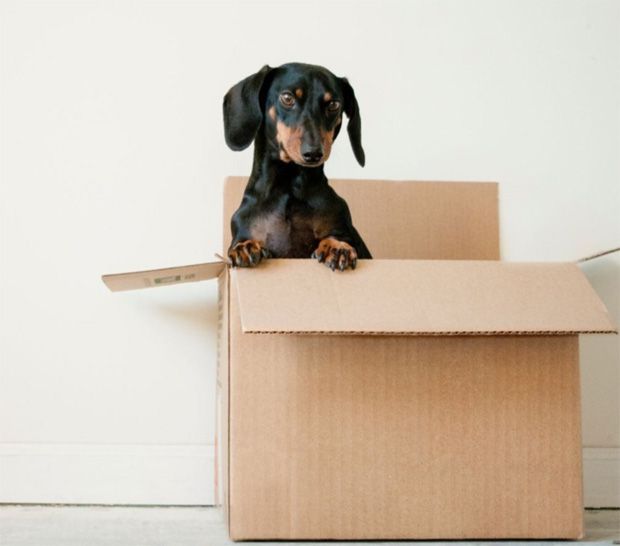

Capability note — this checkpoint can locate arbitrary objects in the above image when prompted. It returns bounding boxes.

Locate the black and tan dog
[223,62,371,271]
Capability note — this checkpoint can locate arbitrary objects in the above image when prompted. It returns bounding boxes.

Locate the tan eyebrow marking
[324,92,332,102]
[295,88,303,98]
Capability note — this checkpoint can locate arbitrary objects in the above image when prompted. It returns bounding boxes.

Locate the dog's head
[223,62,364,167]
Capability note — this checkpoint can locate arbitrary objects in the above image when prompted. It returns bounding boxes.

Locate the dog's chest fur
[249,195,322,258]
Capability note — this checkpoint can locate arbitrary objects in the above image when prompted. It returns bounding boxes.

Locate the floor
[0,506,618,546]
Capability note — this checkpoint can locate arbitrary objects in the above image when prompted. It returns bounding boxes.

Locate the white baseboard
[0,444,617,507]
[0,443,214,505]
[583,447,620,507]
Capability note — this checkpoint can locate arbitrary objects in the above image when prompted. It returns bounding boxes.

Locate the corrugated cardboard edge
[241,329,616,336]
[214,268,230,528]
[576,349,586,541]
[214,270,224,507]
[214,267,231,529]
[225,268,232,532]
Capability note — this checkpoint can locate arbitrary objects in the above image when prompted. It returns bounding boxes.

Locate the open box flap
[233,259,617,335]
[102,261,225,292]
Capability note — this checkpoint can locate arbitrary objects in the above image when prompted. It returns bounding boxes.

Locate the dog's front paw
[228,240,269,267]
[312,237,358,271]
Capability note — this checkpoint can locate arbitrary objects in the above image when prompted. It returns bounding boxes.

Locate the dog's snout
[300,130,323,163]
[300,119,324,164]
[301,145,323,164]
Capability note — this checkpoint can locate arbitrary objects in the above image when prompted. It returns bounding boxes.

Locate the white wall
[1,0,618,506]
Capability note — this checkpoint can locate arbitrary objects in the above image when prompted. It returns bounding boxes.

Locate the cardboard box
[103,177,616,540]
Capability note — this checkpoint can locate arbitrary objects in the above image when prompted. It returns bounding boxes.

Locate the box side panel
[222,177,499,260]
[215,271,230,523]
[330,179,499,260]
[228,331,583,540]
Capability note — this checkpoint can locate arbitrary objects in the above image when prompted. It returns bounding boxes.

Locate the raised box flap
[233,259,617,335]
[102,261,225,292]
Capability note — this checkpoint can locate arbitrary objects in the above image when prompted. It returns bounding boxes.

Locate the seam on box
[242,329,616,336]
[574,335,585,536]
[226,268,231,532]
[222,267,230,530]
[214,274,222,507]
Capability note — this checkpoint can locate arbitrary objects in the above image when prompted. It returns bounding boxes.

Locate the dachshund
[223,62,371,271]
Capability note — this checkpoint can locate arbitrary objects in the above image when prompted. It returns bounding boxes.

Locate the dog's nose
[301,148,323,164]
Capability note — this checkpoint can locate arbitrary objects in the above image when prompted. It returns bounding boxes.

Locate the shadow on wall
[150,298,219,335]
[581,257,620,323]
[120,284,220,339]
[579,256,620,447]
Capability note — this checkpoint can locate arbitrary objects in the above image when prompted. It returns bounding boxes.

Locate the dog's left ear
[223,65,273,151]
[340,77,365,167]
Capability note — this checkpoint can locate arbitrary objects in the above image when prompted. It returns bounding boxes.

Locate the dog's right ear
[223,65,273,151]
[340,77,365,167]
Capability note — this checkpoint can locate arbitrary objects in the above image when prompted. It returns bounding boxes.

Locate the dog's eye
[279,92,295,108]
[326,100,341,113]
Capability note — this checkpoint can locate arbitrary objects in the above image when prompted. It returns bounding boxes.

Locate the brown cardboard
[215,268,229,524]
[233,259,616,335]
[228,297,584,538]
[102,261,224,292]
[103,177,617,541]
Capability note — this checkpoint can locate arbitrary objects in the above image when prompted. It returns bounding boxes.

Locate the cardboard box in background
[103,178,616,540]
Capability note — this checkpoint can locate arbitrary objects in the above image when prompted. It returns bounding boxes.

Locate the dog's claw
[228,240,269,268]
[312,237,358,272]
